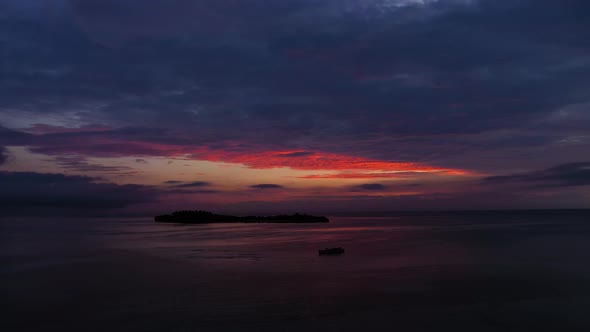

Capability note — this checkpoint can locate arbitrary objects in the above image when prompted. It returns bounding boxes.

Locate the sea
[2,211,590,331]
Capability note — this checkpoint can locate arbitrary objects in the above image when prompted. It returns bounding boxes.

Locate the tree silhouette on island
[155,210,329,224]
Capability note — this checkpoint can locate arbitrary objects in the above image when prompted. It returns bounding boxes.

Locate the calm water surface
[2,214,590,331]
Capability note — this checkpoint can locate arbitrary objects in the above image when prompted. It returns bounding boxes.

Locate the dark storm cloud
[0,171,158,211]
[1,0,590,172]
[250,184,284,189]
[485,162,590,188]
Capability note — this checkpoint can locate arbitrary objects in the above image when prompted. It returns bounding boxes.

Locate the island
[154,210,329,224]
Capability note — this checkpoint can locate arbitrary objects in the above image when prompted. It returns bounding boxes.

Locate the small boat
[319,247,345,255]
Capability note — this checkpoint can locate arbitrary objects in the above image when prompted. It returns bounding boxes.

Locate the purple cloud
[484,162,590,188]
[51,155,134,174]
[0,171,158,215]
[352,183,387,191]
[172,181,212,188]
[1,0,590,210]
[0,147,7,166]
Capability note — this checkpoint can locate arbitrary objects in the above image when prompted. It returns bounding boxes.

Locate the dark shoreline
[155,211,329,224]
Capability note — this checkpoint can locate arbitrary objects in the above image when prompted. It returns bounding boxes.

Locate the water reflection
[3,215,590,331]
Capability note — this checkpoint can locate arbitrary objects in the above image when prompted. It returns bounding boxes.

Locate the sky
[1,0,590,216]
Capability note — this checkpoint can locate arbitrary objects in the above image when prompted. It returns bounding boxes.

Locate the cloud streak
[171,181,212,188]
[0,126,470,175]
[0,147,7,166]
[51,155,135,174]
[250,184,284,189]
[484,162,590,188]
[352,183,387,191]
[0,171,158,213]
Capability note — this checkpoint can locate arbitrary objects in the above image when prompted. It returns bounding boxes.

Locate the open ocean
[3,211,590,331]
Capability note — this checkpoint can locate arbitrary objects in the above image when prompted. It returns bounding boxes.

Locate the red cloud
[191,149,470,175]
[299,173,421,179]
[21,128,470,176]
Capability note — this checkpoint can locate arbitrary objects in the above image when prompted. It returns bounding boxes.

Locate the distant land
[330,209,590,217]
[155,210,329,224]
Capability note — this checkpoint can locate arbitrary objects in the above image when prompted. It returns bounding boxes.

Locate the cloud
[51,155,135,174]
[0,147,7,166]
[250,184,284,189]
[1,0,590,211]
[190,149,467,173]
[3,0,589,165]
[0,125,469,174]
[172,181,212,188]
[484,162,590,187]
[164,180,183,184]
[352,183,387,191]
[0,126,30,145]
[300,172,429,179]
[23,124,113,135]
[275,151,315,158]
[164,180,212,188]
[0,171,158,214]
[164,189,220,195]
